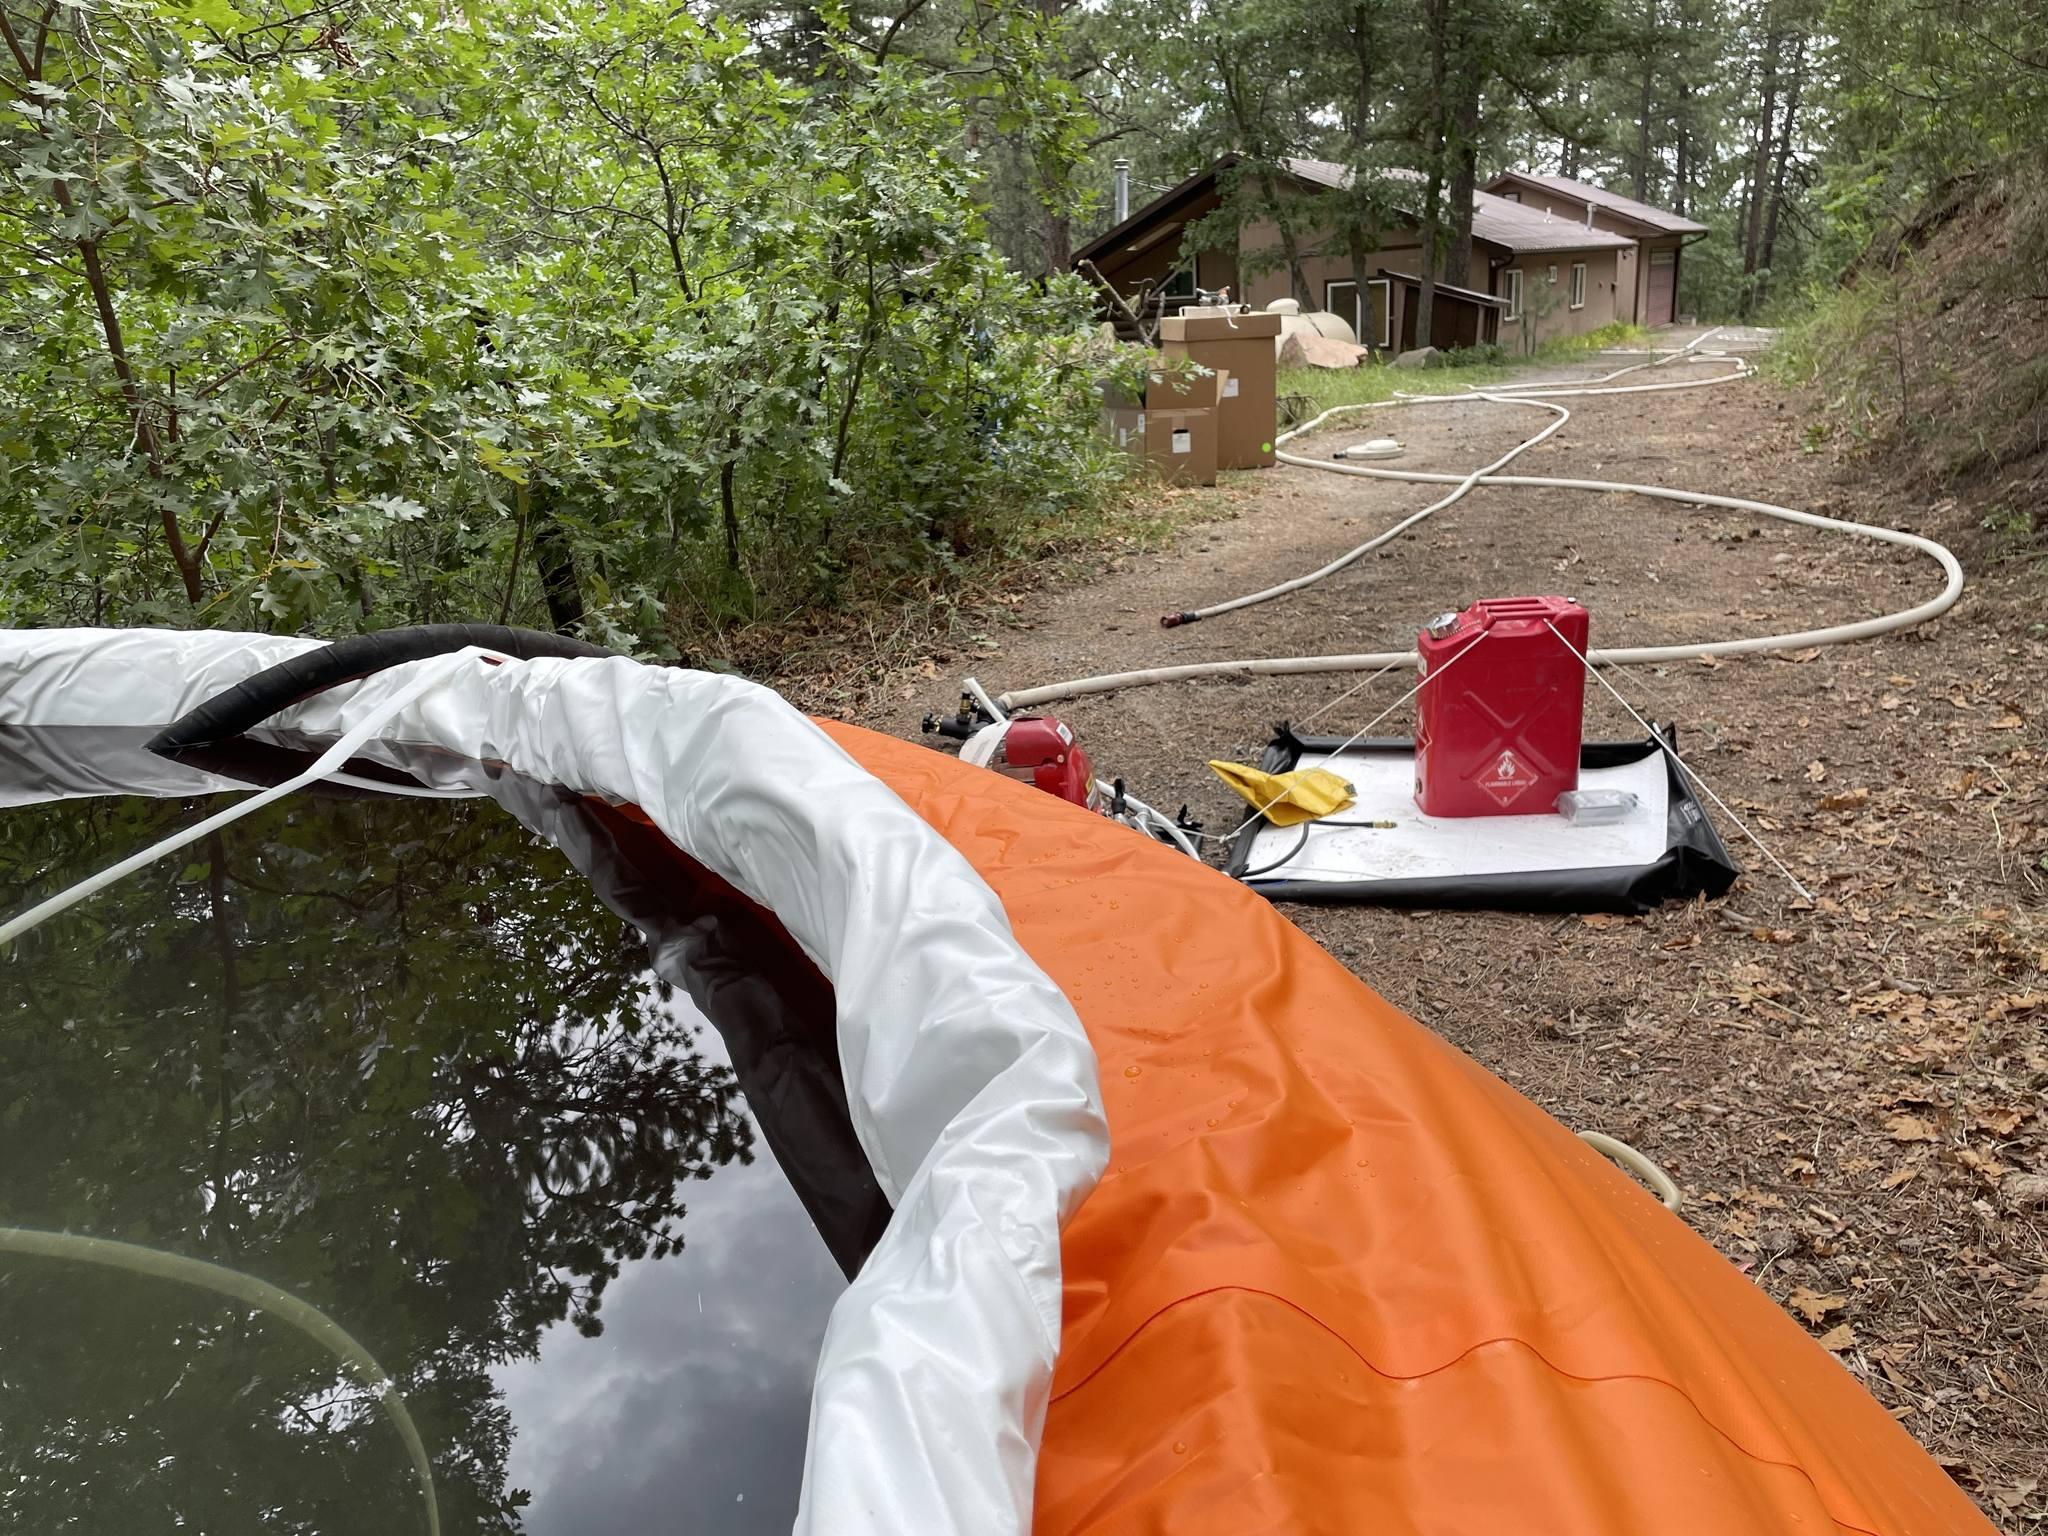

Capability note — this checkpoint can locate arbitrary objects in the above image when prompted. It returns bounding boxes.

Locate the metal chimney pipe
[1113,158,1130,223]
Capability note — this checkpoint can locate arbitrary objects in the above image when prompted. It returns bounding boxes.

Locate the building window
[1325,279,1359,339]
[1546,264,1557,284]
[1502,190,1520,203]
[1366,278,1391,346]
[1159,264,1195,298]
[1502,268,1523,322]
[1569,262,1587,310]
[1324,279,1393,347]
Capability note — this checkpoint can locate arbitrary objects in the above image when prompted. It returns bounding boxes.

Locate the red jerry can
[1413,596,1590,818]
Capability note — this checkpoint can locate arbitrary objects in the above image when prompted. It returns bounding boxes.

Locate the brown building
[1484,171,1709,327]
[1074,156,1704,349]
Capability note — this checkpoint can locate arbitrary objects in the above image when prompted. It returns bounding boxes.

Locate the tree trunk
[1443,71,1482,289]
[1741,22,1781,308]
[2,18,206,609]
[1216,50,1311,308]
[1416,0,1449,348]
[1674,77,1692,215]
[1756,34,1805,307]
[1635,8,1655,202]
[1034,0,1073,278]
[1340,0,1381,332]
[1043,208,1071,275]
[530,490,585,635]
[1254,163,1313,308]
[1348,1,1375,147]
[720,432,741,571]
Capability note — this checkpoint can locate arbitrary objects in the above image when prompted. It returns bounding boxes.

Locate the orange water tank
[821,721,1995,1536]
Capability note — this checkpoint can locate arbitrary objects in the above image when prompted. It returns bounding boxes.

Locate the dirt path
[857,332,2048,1524]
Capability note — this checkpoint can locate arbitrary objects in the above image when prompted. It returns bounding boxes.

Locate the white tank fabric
[0,725,254,806]
[0,625,327,724]
[0,627,1111,1536]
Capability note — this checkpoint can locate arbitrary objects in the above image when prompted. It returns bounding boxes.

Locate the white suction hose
[1163,331,1739,630]
[1160,397,1570,627]
[998,334,1964,712]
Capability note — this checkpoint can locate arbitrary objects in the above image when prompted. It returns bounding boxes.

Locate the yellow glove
[1207,761,1356,827]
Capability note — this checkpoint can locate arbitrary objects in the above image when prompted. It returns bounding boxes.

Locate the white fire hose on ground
[997,332,1963,712]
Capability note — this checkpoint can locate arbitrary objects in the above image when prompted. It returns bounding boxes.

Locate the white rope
[1465,326,1727,394]
[0,650,492,948]
[1297,656,1404,730]
[1202,632,1491,850]
[1171,397,1570,624]
[1541,618,1813,903]
[1159,333,1739,630]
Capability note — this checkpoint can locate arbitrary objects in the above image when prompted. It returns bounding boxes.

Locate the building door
[1647,249,1677,326]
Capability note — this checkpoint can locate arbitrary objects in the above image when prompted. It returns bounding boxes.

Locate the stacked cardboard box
[1100,366,1229,487]
[1141,365,1225,486]
[1159,310,1281,470]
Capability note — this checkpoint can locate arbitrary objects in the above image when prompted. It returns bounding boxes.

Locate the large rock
[1393,346,1442,369]
[1278,330,1369,370]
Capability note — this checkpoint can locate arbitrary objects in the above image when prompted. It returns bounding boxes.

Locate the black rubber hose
[1236,823,1312,882]
[146,624,612,754]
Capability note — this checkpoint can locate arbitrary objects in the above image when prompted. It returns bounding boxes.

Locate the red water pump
[923,694,1206,857]
[953,713,1096,808]
[1414,596,1590,818]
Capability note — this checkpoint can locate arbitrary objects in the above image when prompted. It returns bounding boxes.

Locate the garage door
[1647,249,1676,326]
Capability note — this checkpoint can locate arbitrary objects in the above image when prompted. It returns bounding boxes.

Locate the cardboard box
[1142,407,1217,486]
[1160,310,1281,471]
[1141,365,1225,486]
[1101,365,1226,485]
[1159,309,1284,343]
[1144,364,1227,412]
[1102,403,1215,488]
[1101,405,1147,458]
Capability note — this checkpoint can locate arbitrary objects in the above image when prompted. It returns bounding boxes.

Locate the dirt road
[857,331,2048,1521]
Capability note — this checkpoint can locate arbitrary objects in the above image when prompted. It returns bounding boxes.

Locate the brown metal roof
[1468,190,1636,254]
[1070,159,1237,269]
[1072,156,1644,275]
[1485,171,1710,236]
[1282,159,1634,254]
[1373,267,1506,306]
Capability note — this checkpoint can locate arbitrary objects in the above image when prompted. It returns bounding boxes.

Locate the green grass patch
[1535,320,1655,360]
[1279,320,1661,425]
[1278,357,1520,423]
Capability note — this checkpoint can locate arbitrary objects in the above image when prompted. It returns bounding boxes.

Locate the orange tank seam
[1051,1282,1886,1536]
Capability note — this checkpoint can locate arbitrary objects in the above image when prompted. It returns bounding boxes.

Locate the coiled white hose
[997,334,1963,711]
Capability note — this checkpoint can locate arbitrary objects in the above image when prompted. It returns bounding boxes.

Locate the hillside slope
[1775,167,2048,566]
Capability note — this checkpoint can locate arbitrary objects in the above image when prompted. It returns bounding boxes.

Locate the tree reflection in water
[0,775,847,1533]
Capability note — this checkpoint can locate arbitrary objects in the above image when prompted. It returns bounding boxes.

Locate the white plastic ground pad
[1243,746,1671,884]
